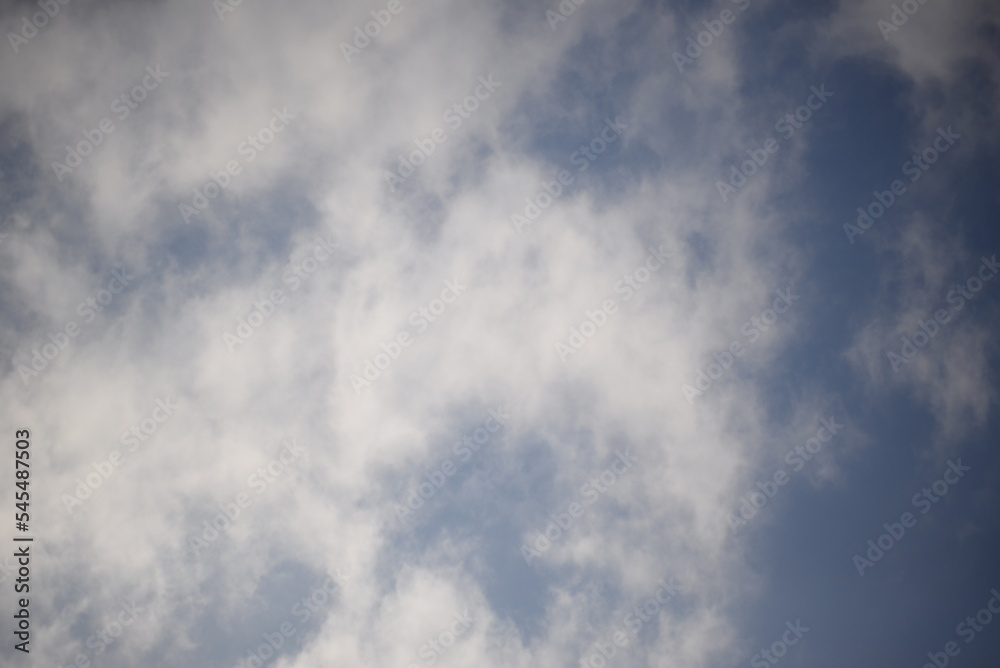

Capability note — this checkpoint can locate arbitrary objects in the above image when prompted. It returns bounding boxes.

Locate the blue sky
[1,0,999,666]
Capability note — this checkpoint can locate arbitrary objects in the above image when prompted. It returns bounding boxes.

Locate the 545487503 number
[15,430,30,532]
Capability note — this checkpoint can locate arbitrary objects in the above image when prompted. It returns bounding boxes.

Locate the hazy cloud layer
[1,0,998,667]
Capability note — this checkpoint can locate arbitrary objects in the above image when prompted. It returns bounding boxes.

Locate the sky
[1,0,999,667]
